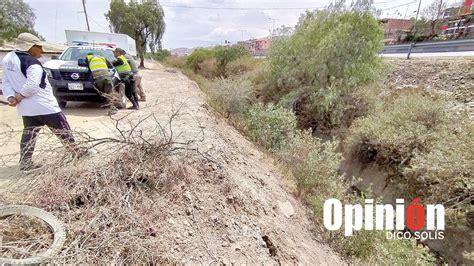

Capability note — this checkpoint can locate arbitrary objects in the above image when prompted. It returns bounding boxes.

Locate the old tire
[0,205,66,265]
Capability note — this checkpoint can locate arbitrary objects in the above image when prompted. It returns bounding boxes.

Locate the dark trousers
[122,74,139,108]
[94,76,114,107]
[20,112,75,164]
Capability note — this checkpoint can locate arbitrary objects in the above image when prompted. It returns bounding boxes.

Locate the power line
[86,14,109,32]
[381,1,417,11]
[160,4,324,10]
[81,0,90,31]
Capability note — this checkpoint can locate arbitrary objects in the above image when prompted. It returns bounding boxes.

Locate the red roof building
[380,19,413,41]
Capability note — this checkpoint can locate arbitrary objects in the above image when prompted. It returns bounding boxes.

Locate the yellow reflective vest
[86,55,108,72]
[115,55,132,74]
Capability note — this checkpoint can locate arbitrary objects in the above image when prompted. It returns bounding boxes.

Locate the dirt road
[0,62,343,264]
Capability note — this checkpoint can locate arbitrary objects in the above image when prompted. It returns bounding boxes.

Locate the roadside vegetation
[0,0,43,45]
[162,0,473,264]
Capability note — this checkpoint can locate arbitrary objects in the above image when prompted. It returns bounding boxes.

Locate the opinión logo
[323,198,445,240]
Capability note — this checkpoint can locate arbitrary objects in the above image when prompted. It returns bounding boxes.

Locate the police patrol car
[43,44,126,108]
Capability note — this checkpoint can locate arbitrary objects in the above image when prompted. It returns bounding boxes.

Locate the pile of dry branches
[1,108,209,263]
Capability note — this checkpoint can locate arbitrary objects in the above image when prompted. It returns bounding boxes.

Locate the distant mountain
[170,47,195,56]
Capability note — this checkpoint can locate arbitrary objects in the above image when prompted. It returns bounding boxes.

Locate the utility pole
[82,0,91,31]
[268,18,278,40]
[237,30,246,41]
[54,5,58,42]
[413,0,423,36]
[407,0,422,59]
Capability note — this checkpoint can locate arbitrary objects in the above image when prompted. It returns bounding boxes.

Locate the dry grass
[164,55,187,69]
[0,215,53,260]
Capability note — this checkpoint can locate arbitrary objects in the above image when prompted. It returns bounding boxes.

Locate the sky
[24,0,463,49]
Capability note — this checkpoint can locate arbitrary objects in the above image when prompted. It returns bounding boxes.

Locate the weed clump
[207,78,253,118]
[243,104,298,150]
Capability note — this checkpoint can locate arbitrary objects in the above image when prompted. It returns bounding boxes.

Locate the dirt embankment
[0,62,343,263]
[385,58,474,103]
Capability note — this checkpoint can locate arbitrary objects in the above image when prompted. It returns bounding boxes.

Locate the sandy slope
[0,62,343,264]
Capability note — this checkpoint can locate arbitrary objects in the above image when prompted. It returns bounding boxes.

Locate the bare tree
[422,0,447,37]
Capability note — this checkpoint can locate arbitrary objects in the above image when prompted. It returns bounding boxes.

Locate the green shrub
[243,104,298,150]
[184,45,251,77]
[263,0,384,131]
[277,131,344,196]
[147,49,171,61]
[214,45,251,76]
[339,228,434,264]
[197,58,219,79]
[403,123,473,227]
[207,78,252,117]
[348,93,449,168]
[186,48,215,73]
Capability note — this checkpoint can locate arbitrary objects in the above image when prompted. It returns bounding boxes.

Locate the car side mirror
[78,58,88,67]
[51,55,59,60]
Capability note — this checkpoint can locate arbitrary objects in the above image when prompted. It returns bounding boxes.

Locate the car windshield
[60,47,115,62]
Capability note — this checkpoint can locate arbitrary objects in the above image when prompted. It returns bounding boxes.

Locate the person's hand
[7,96,17,107]
[15,93,25,103]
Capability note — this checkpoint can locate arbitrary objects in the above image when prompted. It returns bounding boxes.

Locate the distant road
[381,39,474,57]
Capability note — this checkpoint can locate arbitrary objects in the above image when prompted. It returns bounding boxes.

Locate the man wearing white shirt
[1,33,80,170]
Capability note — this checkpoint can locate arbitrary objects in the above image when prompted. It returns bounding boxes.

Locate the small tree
[106,0,166,67]
[421,0,447,37]
[214,45,250,76]
[185,48,215,73]
[0,0,40,45]
[265,0,384,130]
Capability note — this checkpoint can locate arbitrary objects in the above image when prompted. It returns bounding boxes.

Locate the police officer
[85,52,118,115]
[120,49,145,101]
[112,48,139,110]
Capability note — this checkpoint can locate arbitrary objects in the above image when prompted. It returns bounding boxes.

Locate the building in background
[380,18,413,44]
[238,37,272,57]
[440,0,474,38]
[237,40,255,54]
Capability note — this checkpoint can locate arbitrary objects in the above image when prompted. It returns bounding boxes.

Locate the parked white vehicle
[41,30,136,108]
[43,46,125,108]
[65,30,137,56]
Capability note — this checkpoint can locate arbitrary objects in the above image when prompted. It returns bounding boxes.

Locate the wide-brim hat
[15,32,48,52]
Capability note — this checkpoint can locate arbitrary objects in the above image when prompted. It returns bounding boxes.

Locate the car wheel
[58,100,67,108]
